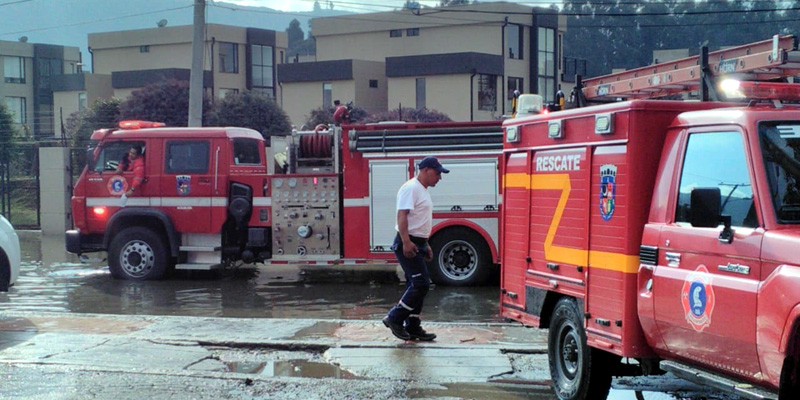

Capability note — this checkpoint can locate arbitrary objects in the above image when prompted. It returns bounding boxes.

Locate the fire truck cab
[501,35,800,399]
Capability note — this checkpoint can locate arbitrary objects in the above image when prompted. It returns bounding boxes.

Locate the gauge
[288,178,297,188]
[274,178,283,188]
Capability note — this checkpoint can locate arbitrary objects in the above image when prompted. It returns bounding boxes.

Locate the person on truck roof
[382,156,449,342]
[115,145,145,196]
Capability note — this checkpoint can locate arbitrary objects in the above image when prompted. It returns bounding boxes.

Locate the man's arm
[397,209,418,258]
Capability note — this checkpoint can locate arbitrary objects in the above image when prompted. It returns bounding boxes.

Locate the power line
[0,0,33,6]
[0,5,193,36]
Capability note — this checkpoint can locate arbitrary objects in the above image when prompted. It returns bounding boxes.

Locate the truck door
[654,129,762,377]
[160,139,213,232]
[84,140,147,230]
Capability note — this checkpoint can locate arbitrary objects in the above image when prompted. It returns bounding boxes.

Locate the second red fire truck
[66,119,503,286]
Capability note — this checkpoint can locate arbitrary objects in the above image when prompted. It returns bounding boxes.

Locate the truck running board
[660,360,777,400]
[175,263,221,271]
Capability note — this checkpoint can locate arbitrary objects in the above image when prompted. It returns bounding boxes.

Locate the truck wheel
[429,228,493,286]
[108,227,168,280]
[548,297,613,400]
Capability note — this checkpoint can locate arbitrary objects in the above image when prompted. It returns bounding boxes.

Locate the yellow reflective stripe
[502,172,640,274]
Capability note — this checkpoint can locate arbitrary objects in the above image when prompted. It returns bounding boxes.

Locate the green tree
[0,102,19,166]
[438,0,470,6]
[286,19,304,49]
[208,91,292,139]
[65,98,121,148]
[119,79,213,127]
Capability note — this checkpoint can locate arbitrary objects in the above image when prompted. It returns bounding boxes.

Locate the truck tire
[108,227,169,280]
[548,297,613,400]
[429,228,493,286]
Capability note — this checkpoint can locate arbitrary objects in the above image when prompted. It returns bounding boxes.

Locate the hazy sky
[227,0,439,13]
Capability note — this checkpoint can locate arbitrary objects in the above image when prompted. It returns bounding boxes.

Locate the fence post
[39,147,72,235]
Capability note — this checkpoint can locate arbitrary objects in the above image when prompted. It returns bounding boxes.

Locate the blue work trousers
[387,234,431,329]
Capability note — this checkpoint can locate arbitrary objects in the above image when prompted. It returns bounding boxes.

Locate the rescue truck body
[66,120,503,285]
[500,35,800,400]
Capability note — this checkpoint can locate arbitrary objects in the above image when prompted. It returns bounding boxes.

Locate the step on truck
[500,35,800,399]
[66,119,504,285]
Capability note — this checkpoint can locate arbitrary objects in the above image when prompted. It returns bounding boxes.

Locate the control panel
[271,175,341,260]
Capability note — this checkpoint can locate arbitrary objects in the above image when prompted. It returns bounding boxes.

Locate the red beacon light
[719,79,800,102]
[119,120,166,130]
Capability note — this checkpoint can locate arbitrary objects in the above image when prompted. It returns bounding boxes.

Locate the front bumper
[65,230,104,254]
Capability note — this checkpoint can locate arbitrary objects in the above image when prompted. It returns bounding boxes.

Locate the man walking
[383,156,449,341]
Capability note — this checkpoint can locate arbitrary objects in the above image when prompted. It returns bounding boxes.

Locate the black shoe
[406,326,437,341]
[383,317,410,340]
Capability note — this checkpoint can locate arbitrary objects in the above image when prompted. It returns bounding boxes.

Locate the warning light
[93,207,106,216]
[313,177,318,185]
[719,80,800,101]
[119,120,166,130]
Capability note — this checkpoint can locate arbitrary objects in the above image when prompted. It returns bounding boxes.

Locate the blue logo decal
[176,175,191,196]
[599,164,617,221]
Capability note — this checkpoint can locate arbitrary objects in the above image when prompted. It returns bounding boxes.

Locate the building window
[4,56,25,84]
[4,97,26,124]
[390,29,402,38]
[219,88,238,98]
[407,28,419,37]
[140,45,150,53]
[416,78,426,109]
[507,24,523,60]
[507,77,523,111]
[323,82,332,107]
[538,27,556,102]
[78,92,87,111]
[478,74,497,111]
[251,44,275,97]
[369,79,378,88]
[219,42,238,73]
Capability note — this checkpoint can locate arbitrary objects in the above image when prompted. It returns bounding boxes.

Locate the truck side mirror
[690,187,733,243]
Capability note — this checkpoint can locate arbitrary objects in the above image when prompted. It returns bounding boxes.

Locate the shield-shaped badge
[599,164,617,221]
[176,175,191,196]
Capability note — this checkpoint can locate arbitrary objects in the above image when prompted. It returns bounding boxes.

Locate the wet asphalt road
[0,232,744,400]
[1,231,502,322]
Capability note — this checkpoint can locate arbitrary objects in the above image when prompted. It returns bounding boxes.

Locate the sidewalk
[0,311,549,388]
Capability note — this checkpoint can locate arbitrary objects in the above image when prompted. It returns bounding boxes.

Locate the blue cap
[418,156,449,173]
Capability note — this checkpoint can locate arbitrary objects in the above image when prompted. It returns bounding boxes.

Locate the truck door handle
[199,178,211,183]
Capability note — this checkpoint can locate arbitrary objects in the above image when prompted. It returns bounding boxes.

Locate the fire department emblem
[599,164,617,221]
[176,175,191,196]
[681,265,716,333]
[107,175,128,197]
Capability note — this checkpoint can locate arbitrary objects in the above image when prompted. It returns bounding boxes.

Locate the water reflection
[1,232,501,322]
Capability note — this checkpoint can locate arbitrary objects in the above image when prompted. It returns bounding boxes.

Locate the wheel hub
[120,240,155,278]
[440,240,478,281]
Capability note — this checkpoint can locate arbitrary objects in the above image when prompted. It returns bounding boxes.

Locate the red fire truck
[66,120,503,286]
[500,35,800,399]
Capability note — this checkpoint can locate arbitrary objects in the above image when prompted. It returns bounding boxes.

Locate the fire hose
[299,124,333,158]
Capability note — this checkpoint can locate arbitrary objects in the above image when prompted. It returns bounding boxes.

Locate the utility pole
[188,0,205,127]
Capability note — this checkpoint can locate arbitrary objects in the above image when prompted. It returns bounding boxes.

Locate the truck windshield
[760,122,800,223]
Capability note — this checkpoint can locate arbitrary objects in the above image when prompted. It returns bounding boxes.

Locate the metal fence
[0,142,86,229]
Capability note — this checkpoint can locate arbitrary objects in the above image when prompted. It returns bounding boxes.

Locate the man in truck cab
[115,145,145,196]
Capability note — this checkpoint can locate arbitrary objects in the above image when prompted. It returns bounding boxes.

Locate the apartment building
[1,40,81,138]
[278,2,567,125]
[50,24,287,127]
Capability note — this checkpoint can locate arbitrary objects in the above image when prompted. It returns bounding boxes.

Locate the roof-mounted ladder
[581,34,800,102]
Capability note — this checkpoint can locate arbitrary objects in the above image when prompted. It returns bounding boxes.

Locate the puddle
[225,359,359,379]
[289,321,342,340]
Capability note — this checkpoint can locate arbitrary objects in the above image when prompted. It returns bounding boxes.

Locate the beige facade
[279,2,567,124]
[87,24,287,101]
[52,74,113,135]
[1,40,81,138]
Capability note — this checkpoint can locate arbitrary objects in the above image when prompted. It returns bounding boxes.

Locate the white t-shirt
[395,178,433,238]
